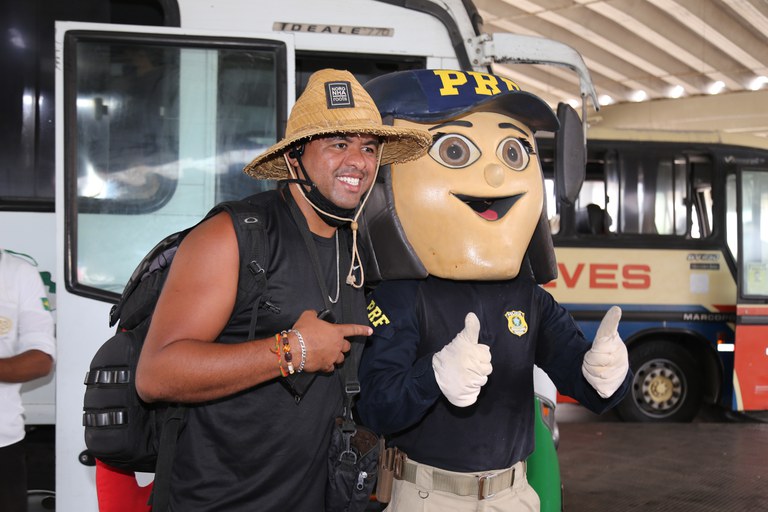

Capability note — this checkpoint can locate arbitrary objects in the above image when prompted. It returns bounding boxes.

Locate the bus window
[294,51,425,96]
[0,0,169,212]
[691,160,713,238]
[572,149,713,239]
[615,152,683,235]
[66,34,287,299]
[605,150,620,233]
[577,179,606,209]
[75,43,181,211]
[74,41,280,212]
[727,174,738,260]
[740,169,768,297]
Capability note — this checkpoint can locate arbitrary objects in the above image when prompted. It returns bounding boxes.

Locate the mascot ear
[526,208,558,284]
[358,166,428,285]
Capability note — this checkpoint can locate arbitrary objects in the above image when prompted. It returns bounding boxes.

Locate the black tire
[615,340,702,422]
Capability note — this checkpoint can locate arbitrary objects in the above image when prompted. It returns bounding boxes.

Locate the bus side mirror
[555,102,586,206]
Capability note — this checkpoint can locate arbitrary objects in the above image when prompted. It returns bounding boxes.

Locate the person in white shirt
[0,249,56,512]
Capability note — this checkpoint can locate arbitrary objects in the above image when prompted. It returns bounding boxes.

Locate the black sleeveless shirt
[169,190,367,511]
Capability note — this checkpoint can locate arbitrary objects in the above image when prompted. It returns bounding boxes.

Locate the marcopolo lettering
[682,312,736,322]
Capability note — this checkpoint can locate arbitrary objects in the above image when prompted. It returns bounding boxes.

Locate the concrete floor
[557,405,768,512]
[27,407,768,511]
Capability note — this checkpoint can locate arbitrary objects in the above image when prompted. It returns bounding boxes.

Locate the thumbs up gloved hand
[432,313,493,407]
[582,306,629,399]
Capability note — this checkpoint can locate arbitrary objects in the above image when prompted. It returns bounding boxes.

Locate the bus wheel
[616,341,701,422]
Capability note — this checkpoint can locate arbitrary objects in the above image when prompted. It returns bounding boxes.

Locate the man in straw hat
[356,69,630,511]
[134,69,430,511]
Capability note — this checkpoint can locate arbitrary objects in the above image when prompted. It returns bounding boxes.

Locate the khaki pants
[384,460,540,512]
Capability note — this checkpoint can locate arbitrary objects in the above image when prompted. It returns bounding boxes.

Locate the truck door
[55,21,294,511]
[733,166,768,411]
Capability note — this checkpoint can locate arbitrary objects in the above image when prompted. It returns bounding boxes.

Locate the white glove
[432,313,493,407]
[582,306,629,399]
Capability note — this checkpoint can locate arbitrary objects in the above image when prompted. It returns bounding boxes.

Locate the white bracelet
[291,329,306,373]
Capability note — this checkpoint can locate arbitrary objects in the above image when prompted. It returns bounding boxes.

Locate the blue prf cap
[365,69,559,132]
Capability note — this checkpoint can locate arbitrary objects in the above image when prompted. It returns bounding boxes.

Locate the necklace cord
[329,231,340,304]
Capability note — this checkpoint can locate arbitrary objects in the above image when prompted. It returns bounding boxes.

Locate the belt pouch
[375,442,395,503]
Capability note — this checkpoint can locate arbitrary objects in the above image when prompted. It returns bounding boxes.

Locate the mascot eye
[497,138,530,171]
[429,134,481,169]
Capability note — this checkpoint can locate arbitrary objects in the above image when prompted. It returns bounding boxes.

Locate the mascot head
[361,69,559,282]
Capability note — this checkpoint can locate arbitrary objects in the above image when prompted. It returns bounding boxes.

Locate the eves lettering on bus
[544,263,651,289]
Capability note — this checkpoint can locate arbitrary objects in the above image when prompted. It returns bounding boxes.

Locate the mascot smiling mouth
[452,193,524,221]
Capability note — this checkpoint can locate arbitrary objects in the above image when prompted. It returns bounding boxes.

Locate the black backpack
[82,196,269,509]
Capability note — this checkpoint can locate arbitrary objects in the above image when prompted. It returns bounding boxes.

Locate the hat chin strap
[282,144,384,289]
[296,155,357,227]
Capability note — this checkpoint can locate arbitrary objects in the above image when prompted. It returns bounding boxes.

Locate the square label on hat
[325,81,355,109]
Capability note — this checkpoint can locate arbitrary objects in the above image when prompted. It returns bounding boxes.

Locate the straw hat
[244,69,432,180]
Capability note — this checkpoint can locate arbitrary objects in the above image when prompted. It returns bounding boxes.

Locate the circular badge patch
[0,316,12,336]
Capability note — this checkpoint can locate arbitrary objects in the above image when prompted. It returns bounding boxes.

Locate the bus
[539,94,768,423]
[0,0,601,509]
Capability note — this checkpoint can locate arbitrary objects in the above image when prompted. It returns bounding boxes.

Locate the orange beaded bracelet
[279,330,294,375]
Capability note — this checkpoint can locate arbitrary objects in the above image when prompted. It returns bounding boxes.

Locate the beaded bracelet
[273,334,287,377]
[290,329,306,373]
[279,330,295,375]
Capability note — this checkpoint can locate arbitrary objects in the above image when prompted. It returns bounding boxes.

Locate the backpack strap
[213,197,270,339]
[147,404,185,512]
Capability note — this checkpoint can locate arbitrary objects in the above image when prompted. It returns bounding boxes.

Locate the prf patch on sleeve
[367,299,390,327]
[41,297,52,311]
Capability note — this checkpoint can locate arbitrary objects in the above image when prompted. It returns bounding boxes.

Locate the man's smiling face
[391,111,543,280]
[296,134,380,210]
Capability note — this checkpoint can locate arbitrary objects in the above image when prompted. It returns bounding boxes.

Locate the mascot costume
[357,69,631,511]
